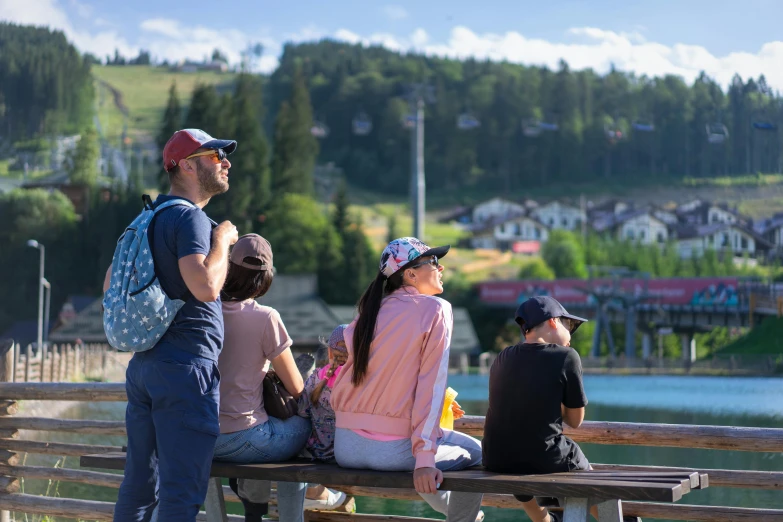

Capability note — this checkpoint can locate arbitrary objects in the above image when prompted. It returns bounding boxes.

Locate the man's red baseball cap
[162,128,237,172]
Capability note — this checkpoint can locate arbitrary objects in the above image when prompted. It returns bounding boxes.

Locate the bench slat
[80,454,686,503]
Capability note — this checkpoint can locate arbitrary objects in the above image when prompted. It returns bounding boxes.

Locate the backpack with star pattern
[102,195,195,352]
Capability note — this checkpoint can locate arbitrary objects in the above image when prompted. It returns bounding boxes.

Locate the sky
[2,0,783,91]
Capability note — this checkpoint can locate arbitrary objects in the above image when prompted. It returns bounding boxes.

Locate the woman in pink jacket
[331,237,484,522]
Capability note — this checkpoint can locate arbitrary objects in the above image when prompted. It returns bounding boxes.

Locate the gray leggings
[335,428,483,522]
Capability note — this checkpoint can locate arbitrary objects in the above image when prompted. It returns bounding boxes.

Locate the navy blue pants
[114,349,221,522]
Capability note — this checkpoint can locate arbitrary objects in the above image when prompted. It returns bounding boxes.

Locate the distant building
[530,200,586,231]
[592,209,670,245]
[676,201,750,227]
[472,197,527,224]
[469,213,549,250]
[174,60,228,73]
[755,213,783,253]
[673,223,771,259]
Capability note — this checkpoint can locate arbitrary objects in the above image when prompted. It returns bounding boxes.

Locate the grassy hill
[92,65,237,145]
[719,317,783,355]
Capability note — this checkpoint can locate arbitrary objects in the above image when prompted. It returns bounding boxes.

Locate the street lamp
[26,240,45,353]
[42,278,51,348]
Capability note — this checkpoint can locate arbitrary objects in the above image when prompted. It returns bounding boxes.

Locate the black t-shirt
[482,342,588,472]
[150,195,224,362]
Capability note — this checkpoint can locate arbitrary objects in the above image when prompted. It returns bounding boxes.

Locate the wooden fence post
[40,344,48,383]
[66,345,73,381]
[0,340,21,522]
[49,345,56,383]
[101,345,108,381]
[11,345,18,384]
[74,344,81,380]
[24,345,31,383]
[58,345,65,382]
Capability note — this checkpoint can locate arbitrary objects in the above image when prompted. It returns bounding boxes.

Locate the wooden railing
[4,341,113,383]
[0,348,778,520]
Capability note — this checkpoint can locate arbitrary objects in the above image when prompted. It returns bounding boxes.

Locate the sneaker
[303,488,346,510]
[475,511,485,522]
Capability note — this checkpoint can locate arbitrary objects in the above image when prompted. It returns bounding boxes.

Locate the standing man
[106,129,239,521]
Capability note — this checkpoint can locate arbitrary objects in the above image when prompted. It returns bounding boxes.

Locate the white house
[470,215,549,250]
[531,200,586,231]
[588,199,632,218]
[676,199,704,214]
[472,197,526,224]
[617,212,670,244]
[755,214,783,251]
[592,209,669,245]
[675,223,770,259]
[651,206,679,226]
[677,201,747,227]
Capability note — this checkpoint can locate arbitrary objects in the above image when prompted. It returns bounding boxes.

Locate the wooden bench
[80,453,706,522]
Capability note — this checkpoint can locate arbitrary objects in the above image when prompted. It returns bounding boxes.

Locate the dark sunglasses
[407,256,439,270]
[185,148,227,163]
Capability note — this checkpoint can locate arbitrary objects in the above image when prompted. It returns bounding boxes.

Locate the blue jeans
[214,415,311,522]
[114,350,221,522]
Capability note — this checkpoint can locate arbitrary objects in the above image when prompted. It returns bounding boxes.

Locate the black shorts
[513,443,590,503]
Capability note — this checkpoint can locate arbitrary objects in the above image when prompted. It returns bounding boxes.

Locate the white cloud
[139,18,180,39]
[69,0,92,19]
[284,24,327,43]
[382,5,409,21]
[328,25,783,92]
[138,18,263,69]
[2,1,781,91]
[0,0,136,59]
[334,29,361,45]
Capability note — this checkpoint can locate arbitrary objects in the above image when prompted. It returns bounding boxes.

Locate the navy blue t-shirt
[148,194,224,362]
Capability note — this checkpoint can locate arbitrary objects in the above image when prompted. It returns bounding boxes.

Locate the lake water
[18,375,783,521]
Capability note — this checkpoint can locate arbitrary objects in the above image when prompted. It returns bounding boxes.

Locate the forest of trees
[264,41,783,196]
[0,23,94,142]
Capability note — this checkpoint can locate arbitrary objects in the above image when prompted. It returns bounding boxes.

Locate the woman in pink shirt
[331,237,484,522]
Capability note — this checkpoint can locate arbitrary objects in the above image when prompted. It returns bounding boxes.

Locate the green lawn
[738,198,783,219]
[719,316,783,355]
[92,65,237,144]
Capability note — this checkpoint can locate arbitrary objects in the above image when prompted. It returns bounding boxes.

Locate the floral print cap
[328,324,349,353]
[379,237,450,278]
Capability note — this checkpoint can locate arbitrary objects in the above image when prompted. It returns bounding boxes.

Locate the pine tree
[340,216,377,300]
[68,126,100,187]
[386,214,398,244]
[184,84,219,131]
[231,74,271,230]
[207,76,271,232]
[333,180,350,234]
[156,82,183,189]
[271,66,319,196]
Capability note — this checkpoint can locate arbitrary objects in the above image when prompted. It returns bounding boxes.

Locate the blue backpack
[102,195,195,352]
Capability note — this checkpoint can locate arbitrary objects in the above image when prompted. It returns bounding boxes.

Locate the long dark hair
[351,271,404,385]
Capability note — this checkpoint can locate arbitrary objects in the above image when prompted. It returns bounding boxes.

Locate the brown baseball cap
[229,234,272,271]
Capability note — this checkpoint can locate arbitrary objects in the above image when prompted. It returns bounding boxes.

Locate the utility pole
[410,99,425,239]
[405,84,435,240]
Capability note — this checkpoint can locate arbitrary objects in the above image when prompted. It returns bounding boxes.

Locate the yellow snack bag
[440,387,459,430]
